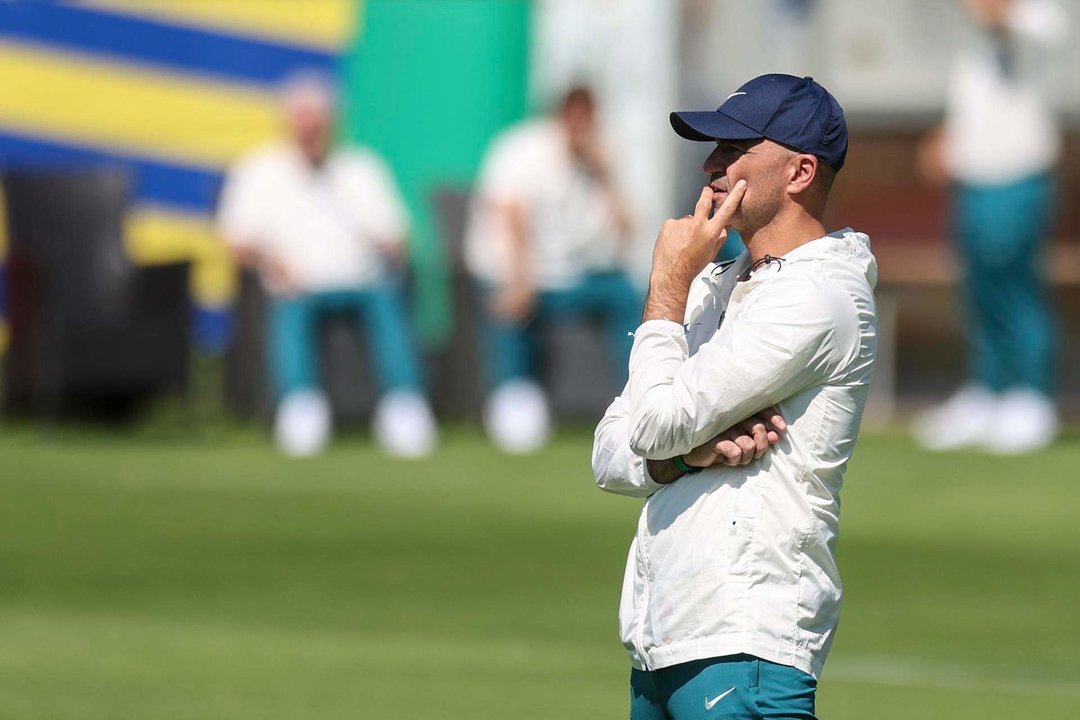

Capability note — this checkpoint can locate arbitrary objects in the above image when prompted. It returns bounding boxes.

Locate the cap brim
[670,111,763,142]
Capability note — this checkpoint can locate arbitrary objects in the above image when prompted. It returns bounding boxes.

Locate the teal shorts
[630,654,817,720]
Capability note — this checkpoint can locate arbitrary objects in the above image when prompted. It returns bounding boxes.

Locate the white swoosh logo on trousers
[705,687,736,710]
[725,91,747,100]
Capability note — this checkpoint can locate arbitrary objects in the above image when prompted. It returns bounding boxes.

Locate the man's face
[702,138,795,234]
[561,100,597,158]
[961,0,1011,25]
[288,102,333,165]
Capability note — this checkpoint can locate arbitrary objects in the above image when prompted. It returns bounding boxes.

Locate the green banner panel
[344,0,530,348]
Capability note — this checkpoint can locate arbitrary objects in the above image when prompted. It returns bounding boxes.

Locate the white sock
[275,389,332,457]
[484,380,551,454]
[373,390,438,459]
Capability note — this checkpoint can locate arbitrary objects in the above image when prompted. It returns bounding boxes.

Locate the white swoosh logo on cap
[725,92,747,100]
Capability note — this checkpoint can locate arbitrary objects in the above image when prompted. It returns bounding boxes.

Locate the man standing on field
[592,74,877,719]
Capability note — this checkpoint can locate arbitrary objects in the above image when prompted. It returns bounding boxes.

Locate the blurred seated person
[465,86,639,453]
[217,71,437,458]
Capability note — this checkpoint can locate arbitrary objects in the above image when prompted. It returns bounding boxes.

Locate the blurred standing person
[218,72,437,458]
[914,0,1068,454]
[466,86,639,453]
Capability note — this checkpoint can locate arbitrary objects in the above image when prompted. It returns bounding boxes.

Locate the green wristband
[672,455,702,475]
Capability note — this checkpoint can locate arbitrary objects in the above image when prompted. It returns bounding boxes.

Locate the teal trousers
[953,173,1057,394]
[482,271,641,389]
[630,655,817,720]
[267,284,423,400]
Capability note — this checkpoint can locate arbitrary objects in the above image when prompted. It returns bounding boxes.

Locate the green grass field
[2,426,1079,719]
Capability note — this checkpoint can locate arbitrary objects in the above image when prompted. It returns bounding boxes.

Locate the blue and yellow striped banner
[0,2,342,86]
[0,40,283,169]
[0,129,226,212]
[86,0,356,52]
[0,0,359,350]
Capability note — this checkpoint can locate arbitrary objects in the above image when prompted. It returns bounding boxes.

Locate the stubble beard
[734,184,785,240]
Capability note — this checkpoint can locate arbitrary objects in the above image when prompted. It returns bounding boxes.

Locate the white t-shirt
[217,141,408,293]
[945,0,1067,184]
[465,119,623,290]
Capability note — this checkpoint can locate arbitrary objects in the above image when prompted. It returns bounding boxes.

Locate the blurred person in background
[217,71,437,458]
[465,86,639,453]
[914,0,1068,454]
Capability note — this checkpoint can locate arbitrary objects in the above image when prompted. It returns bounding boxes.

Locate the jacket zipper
[634,505,653,669]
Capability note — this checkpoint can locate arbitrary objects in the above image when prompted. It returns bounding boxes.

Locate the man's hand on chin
[643,180,746,324]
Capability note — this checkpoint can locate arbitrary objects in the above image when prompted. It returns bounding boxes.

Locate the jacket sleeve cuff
[634,319,685,336]
[639,456,665,493]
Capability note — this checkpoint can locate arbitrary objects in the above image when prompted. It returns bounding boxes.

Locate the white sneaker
[912,385,996,451]
[484,380,551,454]
[373,390,438,459]
[275,389,332,457]
[981,388,1058,455]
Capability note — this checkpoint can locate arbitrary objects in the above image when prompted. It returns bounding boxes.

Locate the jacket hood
[767,228,877,290]
[695,228,876,319]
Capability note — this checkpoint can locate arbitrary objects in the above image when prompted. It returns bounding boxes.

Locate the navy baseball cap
[671,74,848,171]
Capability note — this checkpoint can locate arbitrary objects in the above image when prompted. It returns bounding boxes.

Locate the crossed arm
[592,385,787,497]
[644,406,786,484]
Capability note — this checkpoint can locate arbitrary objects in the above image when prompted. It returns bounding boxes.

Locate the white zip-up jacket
[592,229,877,680]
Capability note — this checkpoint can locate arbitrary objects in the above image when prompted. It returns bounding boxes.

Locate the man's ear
[788,154,818,195]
